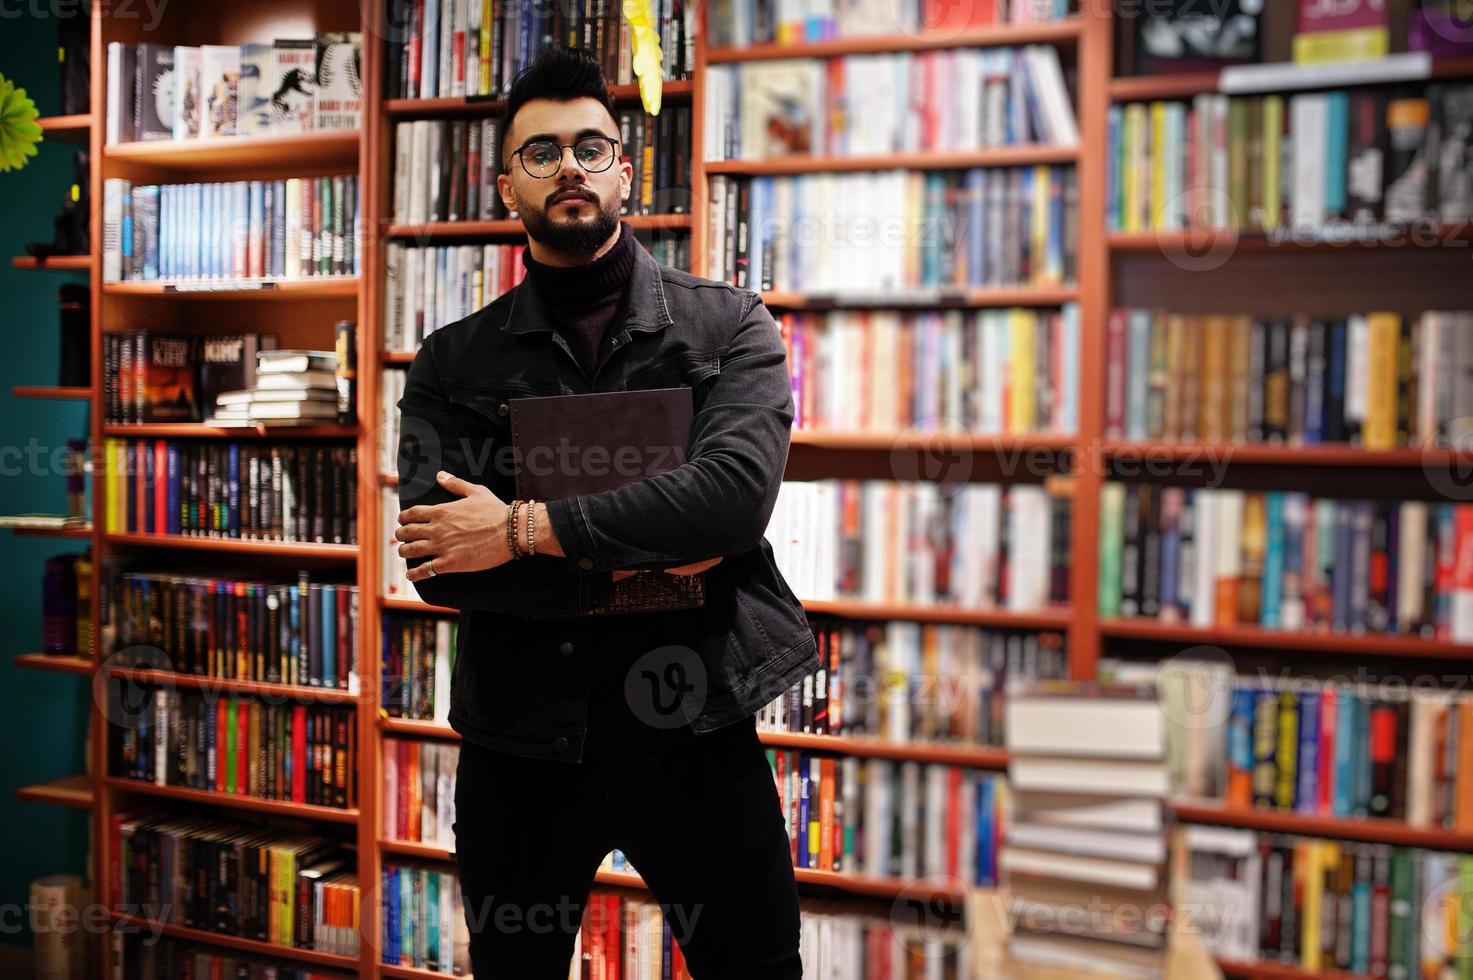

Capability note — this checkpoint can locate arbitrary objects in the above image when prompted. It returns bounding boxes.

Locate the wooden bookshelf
[102,532,359,558]
[1108,222,1473,253]
[108,913,361,970]
[706,18,1084,62]
[104,130,359,170]
[15,774,94,809]
[14,653,93,675]
[102,277,360,299]
[1099,619,1473,660]
[1109,52,1473,100]
[1171,801,1473,852]
[12,386,92,400]
[383,79,693,118]
[100,423,359,438]
[36,113,91,145]
[379,595,457,615]
[1098,439,1472,468]
[1214,959,1364,980]
[760,285,1080,309]
[102,777,360,823]
[105,667,361,704]
[706,145,1079,176]
[11,254,92,271]
[5,523,92,539]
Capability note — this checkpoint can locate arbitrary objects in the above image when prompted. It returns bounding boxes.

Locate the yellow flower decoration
[0,73,42,173]
[622,0,664,117]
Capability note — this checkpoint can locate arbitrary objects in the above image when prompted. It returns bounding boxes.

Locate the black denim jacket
[396,234,819,761]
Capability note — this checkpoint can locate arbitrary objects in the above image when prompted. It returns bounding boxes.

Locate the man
[393,47,816,979]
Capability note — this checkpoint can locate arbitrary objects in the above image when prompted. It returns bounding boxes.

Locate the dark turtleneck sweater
[521,220,638,381]
[520,221,702,758]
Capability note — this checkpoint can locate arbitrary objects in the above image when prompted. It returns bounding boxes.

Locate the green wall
[0,11,97,949]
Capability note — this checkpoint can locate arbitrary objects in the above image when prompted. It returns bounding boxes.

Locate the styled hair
[500,47,617,170]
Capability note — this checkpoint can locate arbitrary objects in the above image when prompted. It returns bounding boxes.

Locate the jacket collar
[501,224,675,337]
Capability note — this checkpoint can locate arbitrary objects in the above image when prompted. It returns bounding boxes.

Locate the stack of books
[208,350,339,426]
[1002,682,1170,978]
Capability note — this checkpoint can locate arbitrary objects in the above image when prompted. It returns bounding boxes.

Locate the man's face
[497,97,633,257]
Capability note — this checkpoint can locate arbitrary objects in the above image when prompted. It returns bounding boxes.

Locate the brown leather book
[509,387,706,616]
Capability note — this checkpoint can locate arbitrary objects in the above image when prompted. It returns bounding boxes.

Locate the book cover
[1132,0,1263,76]
[237,42,273,137]
[135,43,174,141]
[198,44,240,139]
[171,46,201,140]
[738,61,821,158]
[313,32,363,131]
[1294,0,1391,63]
[270,39,317,134]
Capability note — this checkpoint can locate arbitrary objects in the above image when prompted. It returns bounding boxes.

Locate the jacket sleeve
[396,333,606,615]
[543,290,794,574]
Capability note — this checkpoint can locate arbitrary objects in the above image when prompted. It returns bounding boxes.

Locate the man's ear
[496,172,517,214]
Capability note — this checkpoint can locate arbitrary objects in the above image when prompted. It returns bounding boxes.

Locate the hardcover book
[198,45,240,139]
[313,32,363,131]
[140,334,201,422]
[135,43,174,141]
[1128,0,1263,76]
[1294,0,1391,63]
[172,46,201,140]
[237,42,273,137]
[271,39,317,134]
[509,387,706,616]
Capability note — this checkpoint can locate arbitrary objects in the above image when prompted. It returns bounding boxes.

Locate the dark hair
[500,47,617,171]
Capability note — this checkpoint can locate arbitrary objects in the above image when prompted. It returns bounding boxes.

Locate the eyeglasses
[511,135,621,178]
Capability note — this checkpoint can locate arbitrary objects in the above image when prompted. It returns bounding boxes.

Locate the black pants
[453,715,803,979]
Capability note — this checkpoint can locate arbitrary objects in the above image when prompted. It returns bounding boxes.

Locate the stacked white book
[207,350,339,426]
[1002,682,1170,979]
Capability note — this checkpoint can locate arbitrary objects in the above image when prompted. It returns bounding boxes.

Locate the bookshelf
[16,1,1468,976]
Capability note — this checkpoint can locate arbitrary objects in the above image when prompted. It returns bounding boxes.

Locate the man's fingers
[394,523,432,542]
[397,540,436,560]
[437,470,479,497]
[397,505,436,525]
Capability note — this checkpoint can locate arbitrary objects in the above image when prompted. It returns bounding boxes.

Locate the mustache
[547,187,599,207]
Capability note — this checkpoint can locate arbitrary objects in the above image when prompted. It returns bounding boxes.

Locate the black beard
[520,188,620,256]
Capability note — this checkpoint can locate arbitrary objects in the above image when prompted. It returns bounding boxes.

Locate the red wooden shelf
[379,595,457,615]
[791,430,1075,454]
[14,653,92,675]
[1109,222,1473,254]
[15,774,93,809]
[103,532,358,559]
[802,597,1071,629]
[102,777,359,823]
[384,80,692,118]
[707,19,1083,63]
[5,523,91,539]
[381,351,417,365]
[1172,801,1473,851]
[380,718,460,740]
[12,386,92,400]
[761,285,1079,309]
[1099,439,1473,468]
[706,146,1078,176]
[1101,619,1473,659]
[380,838,455,861]
[106,667,360,704]
[1111,53,1473,101]
[385,212,690,241]
[37,113,92,145]
[103,277,359,299]
[1215,958,1363,980]
[101,423,358,439]
[108,913,360,970]
[12,254,92,271]
[104,129,359,170]
[760,731,1010,769]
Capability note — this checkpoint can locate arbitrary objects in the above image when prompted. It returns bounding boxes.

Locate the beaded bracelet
[525,499,537,557]
[507,499,523,559]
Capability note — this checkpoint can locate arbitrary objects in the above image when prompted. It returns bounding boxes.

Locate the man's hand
[397,471,512,583]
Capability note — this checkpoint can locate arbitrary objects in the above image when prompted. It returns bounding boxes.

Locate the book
[313,32,362,131]
[236,42,273,137]
[509,387,705,616]
[270,39,316,133]
[171,46,201,140]
[1127,0,1262,76]
[198,45,240,139]
[1294,0,1391,63]
[134,43,174,141]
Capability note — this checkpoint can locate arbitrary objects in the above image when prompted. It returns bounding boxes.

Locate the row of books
[707,167,1078,292]
[1109,85,1473,233]
[101,176,361,284]
[771,751,1007,880]
[383,0,695,102]
[379,863,469,974]
[1179,827,1469,975]
[769,480,1071,611]
[780,306,1080,436]
[758,622,1068,745]
[113,811,359,954]
[113,935,353,980]
[102,332,277,425]
[42,551,90,657]
[1098,484,1473,642]
[704,47,1076,162]
[707,0,1073,47]
[101,440,358,545]
[207,347,355,428]
[1115,662,1473,828]
[383,738,460,849]
[109,689,358,810]
[1105,309,1473,449]
[104,570,359,691]
[381,243,526,353]
[391,117,502,224]
[105,36,360,145]
[382,614,455,722]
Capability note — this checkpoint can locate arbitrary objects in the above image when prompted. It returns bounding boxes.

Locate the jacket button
[497,402,509,416]
[553,736,569,751]
[559,641,574,656]
[577,558,594,571]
